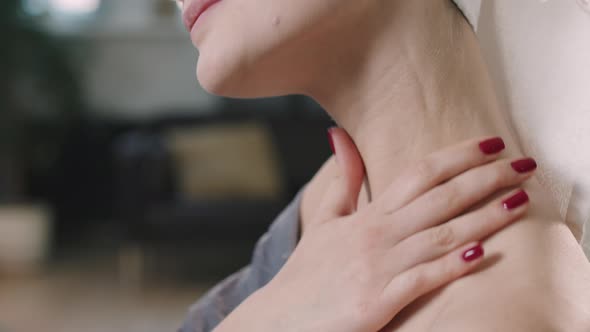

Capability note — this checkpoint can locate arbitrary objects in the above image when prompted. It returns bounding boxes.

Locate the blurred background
[0,1,333,331]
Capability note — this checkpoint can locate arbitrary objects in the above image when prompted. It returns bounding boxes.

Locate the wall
[44,0,220,119]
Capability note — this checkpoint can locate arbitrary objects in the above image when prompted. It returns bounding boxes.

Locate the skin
[178,0,590,330]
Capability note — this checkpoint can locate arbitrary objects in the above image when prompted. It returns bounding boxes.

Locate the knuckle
[349,293,382,326]
[416,158,436,180]
[488,165,508,187]
[331,172,344,183]
[438,258,459,280]
[402,271,428,293]
[351,298,372,321]
[430,225,456,248]
[437,182,461,208]
[444,182,460,199]
[375,199,395,217]
[359,223,386,250]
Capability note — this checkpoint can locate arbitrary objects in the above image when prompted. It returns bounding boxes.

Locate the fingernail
[479,137,505,155]
[462,243,484,262]
[511,158,538,173]
[503,190,529,210]
[327,128,336,155]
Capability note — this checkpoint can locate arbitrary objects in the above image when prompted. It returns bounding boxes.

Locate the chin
[196,48,296,99]
[196,52,238,97]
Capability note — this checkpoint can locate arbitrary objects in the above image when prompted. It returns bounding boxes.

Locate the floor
[0,256,212,332]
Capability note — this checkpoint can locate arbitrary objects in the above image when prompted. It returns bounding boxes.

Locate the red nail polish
[479,137,505,155]
[503,190,529,210]
[511,158,537,173]
[462,244,484,262]
[327,128,336,154]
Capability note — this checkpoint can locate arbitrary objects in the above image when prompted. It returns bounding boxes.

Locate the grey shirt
[178,190,303,332]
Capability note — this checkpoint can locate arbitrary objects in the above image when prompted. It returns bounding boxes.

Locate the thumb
[316,127,366,221]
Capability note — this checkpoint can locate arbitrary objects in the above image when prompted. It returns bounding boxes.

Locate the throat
[343,66,519,202]
[308,0,524,201]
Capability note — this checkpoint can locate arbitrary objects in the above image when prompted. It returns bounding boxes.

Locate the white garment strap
[453,0,483,29]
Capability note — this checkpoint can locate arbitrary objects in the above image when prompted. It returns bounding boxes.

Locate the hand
[300,127,366,235]
[216,130,536,332]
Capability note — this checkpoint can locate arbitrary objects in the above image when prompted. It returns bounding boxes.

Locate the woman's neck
[302,4,590,326]
[306,1,524,200]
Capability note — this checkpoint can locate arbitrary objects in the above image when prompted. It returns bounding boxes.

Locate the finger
[391,157,537,241]
[388,188,528,275]
[315,127,366,221]
[380,242,485,315]
[377,136,506,213]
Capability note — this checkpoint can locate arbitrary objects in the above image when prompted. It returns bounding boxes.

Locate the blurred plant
[0,0,82,203]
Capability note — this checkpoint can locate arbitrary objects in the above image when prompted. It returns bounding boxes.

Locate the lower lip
[191,0,222,33]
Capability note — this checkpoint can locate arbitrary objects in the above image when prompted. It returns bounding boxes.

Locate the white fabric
[453,0,482,28]
[453,0,590,258]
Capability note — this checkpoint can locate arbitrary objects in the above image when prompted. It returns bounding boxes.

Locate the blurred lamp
[49,0,101,15]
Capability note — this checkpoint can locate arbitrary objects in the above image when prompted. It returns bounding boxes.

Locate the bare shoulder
[437,212,590,331]
[387,182,590,332]
[388,216,590,332]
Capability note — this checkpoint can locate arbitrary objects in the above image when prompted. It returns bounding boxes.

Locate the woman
[177,0,590,331]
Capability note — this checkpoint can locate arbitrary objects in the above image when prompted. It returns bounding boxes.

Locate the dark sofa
[110,100,334,278]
